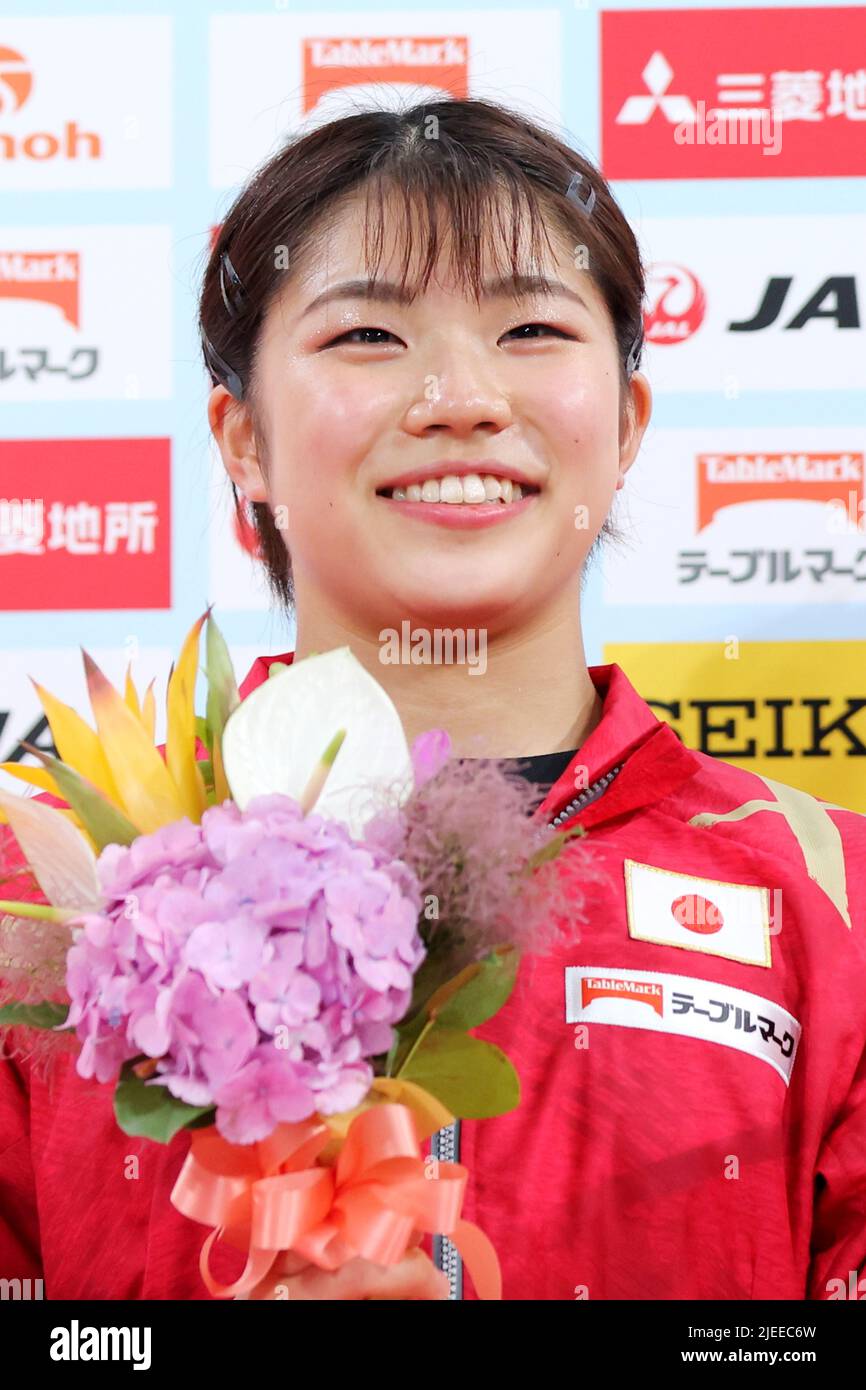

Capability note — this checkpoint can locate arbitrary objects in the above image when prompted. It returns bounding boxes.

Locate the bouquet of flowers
[0,612,592,1299]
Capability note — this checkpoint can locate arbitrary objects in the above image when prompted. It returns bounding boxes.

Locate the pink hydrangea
[65,795,425,1143]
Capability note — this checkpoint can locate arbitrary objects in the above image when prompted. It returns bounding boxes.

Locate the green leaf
[196,758,214,790]
[113,1062,215,1143]
[22,744,140,851]
[401,1029,520,1119]
[194,716,212,754]
[524,823,587,871]
[205,615,240,755]
[386,1006,428,1078]
[426,948,519,1031]
[387,947,519,1077]
[0,1000,70,1029]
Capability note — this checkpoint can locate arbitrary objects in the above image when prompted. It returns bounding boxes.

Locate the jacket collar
[238,653,701,831]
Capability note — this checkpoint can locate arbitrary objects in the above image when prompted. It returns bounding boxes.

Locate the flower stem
[0,900,79,924]
[299,729,346,815]
[393,1015,436,1078]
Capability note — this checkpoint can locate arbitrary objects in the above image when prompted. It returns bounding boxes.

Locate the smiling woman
[196,99,866,1305]
[201,99,648,619]
[2,97,866,1307]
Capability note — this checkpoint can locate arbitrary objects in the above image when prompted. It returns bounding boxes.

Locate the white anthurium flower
[0,788,102,911]
[221,647,414,837]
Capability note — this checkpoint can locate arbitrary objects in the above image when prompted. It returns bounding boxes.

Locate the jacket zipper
[431,761,623,1298]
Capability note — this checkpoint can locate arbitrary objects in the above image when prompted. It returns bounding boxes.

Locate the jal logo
[645,264,707,345]
[729,276,860,333]
[0,711,54,766]
[0,43,101,162]
[671,893,724,935]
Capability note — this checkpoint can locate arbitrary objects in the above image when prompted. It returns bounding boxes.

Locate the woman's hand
[238,1237,451,1301]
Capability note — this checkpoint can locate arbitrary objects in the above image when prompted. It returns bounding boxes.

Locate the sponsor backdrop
[0,0,864,809]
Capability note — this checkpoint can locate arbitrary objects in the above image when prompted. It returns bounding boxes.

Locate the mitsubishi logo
[616,51,696,125]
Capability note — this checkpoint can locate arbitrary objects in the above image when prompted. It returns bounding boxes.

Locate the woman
[2,99,866,1301]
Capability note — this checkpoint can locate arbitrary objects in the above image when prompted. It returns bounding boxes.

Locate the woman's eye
[325,327,401,347]
[502,322,572,342]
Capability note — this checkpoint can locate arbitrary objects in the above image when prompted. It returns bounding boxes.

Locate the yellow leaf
[0,762,60,797]
[83,651,186,832]
[30,680,121,804]
[166,613,208,822]
[123,664,142,722]
[212,733,231,805]
[141,681,156,744]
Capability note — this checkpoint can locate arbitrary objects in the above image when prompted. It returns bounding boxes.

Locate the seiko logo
[649,696,866,759]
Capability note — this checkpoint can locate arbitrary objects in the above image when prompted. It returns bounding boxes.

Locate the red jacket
[2,658,865,1299]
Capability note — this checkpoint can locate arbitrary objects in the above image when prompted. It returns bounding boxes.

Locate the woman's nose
[401,356,513,437]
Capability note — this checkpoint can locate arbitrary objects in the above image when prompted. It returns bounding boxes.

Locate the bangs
[356,163,565,304]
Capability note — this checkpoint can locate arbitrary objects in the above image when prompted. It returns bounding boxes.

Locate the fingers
[361,1250,451,1301]
[246,1248,451,1301]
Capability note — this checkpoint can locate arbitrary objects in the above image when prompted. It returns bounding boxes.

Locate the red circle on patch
[671,893,724,935]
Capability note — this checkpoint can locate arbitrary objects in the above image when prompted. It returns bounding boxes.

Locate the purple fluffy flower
[410,729,452,787]
[66,795,425,1143]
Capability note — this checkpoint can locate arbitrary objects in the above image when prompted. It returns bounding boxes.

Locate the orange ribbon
[170,1101,502,1300]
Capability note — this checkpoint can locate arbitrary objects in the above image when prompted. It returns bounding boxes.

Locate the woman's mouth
[376,472,540,529]
[377,473,538,505]
[375,472,540,529]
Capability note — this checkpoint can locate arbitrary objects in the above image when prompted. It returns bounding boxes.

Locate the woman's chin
[372,580,526,633]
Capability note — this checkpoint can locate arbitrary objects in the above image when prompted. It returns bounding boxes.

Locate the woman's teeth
[388,474,526,504]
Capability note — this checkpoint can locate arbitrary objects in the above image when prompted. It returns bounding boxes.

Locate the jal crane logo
[645,263,707,345]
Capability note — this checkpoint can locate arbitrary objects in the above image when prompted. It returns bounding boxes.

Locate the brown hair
[199,98,646,609]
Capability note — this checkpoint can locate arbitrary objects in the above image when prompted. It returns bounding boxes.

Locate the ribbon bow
[171,1086,501,1300]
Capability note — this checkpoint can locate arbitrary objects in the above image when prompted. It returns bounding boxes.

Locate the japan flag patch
[624,859,772,968]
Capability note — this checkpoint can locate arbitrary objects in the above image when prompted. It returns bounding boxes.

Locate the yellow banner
[603,640,866,814]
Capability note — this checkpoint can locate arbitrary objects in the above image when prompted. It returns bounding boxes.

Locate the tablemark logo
[0,251,80,327]
[695,452,865,531]
[581,976,664,1017]
[302,35,469,114]
[0,44,101,162]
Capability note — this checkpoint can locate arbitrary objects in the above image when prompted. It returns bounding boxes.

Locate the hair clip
[219,250,248,321]
[626,328,643,376]
[565,171,597,217]
[202,329,245,400]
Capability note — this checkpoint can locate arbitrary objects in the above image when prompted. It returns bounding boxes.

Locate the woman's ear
[207,384,269,503]
[616,371,652,490]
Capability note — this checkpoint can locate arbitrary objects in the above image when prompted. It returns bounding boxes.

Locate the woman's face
[213,192,651,637]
